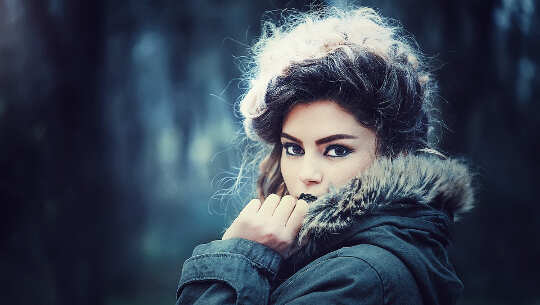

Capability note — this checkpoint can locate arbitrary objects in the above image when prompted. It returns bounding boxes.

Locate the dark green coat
[176,154,474,305]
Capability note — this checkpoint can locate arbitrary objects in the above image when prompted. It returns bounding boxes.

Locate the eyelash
[282,143,354,158]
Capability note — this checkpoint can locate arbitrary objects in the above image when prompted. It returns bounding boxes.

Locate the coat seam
[341,255,385,305]
[188,252,277,276]
[179,258,269,304]
[177,277,239,299]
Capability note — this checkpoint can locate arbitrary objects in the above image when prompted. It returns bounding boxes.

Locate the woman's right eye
[282,143,304,156]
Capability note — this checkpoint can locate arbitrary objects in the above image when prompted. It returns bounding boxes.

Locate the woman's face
[280,100,376,199]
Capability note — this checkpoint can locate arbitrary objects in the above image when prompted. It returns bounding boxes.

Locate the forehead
[281,100,368,138]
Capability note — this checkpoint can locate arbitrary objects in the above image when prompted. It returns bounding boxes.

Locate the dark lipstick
[299,193,317,203]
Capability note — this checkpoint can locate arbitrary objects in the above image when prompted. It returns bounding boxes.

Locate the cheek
[280,156,298,191]
[280,157,294,185]
[327,154,374,188]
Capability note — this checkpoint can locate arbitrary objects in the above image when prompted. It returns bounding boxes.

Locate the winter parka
[176,153,474,305]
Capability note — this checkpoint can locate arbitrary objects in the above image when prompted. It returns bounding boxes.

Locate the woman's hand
[222,194,309,258]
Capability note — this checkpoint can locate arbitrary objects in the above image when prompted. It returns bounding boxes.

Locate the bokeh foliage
[1,1,539,304]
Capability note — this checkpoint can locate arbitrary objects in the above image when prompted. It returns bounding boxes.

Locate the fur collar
[297,153,475,245]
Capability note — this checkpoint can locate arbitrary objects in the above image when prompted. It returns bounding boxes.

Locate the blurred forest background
[1,0,539,304]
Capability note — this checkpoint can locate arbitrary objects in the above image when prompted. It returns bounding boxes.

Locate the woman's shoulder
[271,244,422,304]
[299,243,419,283]
[339,244,421,290]
[271,247,384,304]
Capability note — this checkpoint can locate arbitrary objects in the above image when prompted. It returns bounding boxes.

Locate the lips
[298,193,317,203]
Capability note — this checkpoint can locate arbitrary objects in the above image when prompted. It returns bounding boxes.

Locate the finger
[258,193,281,216]
[238,199,261,217]
[273,195,296,226]
[285,199,308,236]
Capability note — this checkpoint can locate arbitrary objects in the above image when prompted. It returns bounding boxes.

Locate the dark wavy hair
[253,48,437,157]
[234,7,441,200]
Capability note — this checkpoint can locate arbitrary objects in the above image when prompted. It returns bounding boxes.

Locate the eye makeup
[282,142,354,158]
[282,142,304,156]
[323,144,354,157]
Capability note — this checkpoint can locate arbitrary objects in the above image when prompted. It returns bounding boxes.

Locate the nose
[298,156,323,185]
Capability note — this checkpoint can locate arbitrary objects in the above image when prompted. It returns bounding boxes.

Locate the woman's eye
[283,143,304,156]
[325,144,353,157]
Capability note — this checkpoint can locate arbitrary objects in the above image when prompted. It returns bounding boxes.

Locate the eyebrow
[280,132,358,145]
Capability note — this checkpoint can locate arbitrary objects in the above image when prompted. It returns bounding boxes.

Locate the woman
[176,6,474,305]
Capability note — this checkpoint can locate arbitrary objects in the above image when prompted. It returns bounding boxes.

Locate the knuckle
[234,218,248,229]
[242,199,258,211]
[248,198,261,208]
[293,204,306,214]
[262,231,278,242]
[262,224,283,237]
[238,216,257,227]
[281,195,295,204]
[266,193,280,203]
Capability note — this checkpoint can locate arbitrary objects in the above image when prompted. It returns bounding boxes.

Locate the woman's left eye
[324,144,353,157]
[283,143,304,156]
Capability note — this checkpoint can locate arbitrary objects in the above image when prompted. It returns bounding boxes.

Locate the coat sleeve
[176,238,282,305]
[270,255,384,305]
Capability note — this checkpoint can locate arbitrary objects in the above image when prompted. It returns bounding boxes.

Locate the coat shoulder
[340,243,424,304]
[271,244,424,304]
[271,249,384,305]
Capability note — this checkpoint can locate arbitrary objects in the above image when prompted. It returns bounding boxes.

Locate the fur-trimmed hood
[297,153,475,245]
[276,153,475,305]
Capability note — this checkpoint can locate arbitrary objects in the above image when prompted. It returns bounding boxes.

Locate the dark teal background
[1,0,538,304]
